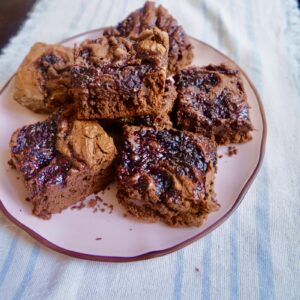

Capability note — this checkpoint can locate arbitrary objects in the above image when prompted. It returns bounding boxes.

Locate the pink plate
[0,29,266,262]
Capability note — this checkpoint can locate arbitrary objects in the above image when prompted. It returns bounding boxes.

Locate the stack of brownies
[9,2,253,226]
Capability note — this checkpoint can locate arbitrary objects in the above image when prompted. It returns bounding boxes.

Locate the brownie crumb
[71,201,85,210]
[25,197,30,202]
[95,195,103,202]
[95,237,102,240]
[227,146,238,157]
[195,267,199,272]
[108,204,114,214]
[129,228,133,231]
[8,159,15,169]
[88,198,97,208]
[86,195,114,215]
[218,155,223,159]
[107,186,111,191]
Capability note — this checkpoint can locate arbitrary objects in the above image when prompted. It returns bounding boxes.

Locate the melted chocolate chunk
[37,53,62,79]
[34,155,71,194]
[11,112,72,187]
[175,71,219,90]
[119,127,213,186]
[12,118,57,180]
[108,1,193,74]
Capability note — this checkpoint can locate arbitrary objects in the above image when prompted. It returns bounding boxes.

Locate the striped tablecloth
[0,0,299,299]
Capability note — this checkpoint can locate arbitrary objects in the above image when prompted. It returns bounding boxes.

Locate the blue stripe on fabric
[173,250,184,300]
[245,2,275,300]
[281,0,300,113]
[255,170,275,300]
[13,245,40,300]
[230,214,238,300]
[0,236,19,287]
[201,235,212,300]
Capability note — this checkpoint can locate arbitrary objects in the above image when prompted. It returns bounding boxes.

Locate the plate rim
[0,28,267,263]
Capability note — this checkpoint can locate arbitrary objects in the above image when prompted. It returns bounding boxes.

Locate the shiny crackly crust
[13,43,73,114]
[9,108,116,219]
[174,64,253,145]
[104,1,193,75]
[71,27,169,120]
[116,126,219,227]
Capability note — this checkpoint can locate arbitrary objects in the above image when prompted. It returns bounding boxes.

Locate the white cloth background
[0,0,299,299]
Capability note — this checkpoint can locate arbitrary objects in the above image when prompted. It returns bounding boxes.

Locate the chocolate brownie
[116,126,219,227]
[14,43,73,113]
[99,79,177,130]
[174,64,253,144]
[71,27,169,120]
[104,1,193,75]
[9,109,116,219]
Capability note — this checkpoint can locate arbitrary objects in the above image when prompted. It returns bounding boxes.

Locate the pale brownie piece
[116,126,219,227]
[9,109,116,219]
[99,79,177,130]
[174,64,253,144]
[104,1,193,74]
[14,43,73,113]
[71,28,169,120]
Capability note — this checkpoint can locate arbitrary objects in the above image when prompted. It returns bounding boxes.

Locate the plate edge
[0,29,267,263]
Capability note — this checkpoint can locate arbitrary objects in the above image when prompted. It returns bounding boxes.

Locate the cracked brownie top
[14,43,73,113]
[10,109,116,194]
[104,1,193,74]
[174,64,253,144]
[117,126,217,202]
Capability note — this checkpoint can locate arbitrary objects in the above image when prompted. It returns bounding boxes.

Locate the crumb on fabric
[88,198,97,208]
[195,267,199,272]
[95,237,102,240]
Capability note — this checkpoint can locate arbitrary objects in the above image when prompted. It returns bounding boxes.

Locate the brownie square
[116,126,219,227]
[104,1,193,75]
[174,64,253,144]
[14,43,73,113]
[9,109,116,219]
[71,27,169,120]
